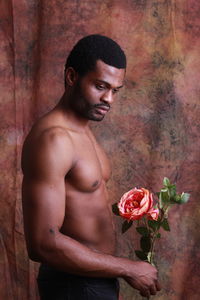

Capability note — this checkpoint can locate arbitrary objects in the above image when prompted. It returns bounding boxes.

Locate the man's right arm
[21,128,160,298]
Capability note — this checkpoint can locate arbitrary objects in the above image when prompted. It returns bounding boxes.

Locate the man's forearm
[33,231,129,278]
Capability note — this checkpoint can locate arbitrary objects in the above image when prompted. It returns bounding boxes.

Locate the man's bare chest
[66,131,111,193]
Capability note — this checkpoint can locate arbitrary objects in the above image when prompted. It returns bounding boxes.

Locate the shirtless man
[22,34,161,300]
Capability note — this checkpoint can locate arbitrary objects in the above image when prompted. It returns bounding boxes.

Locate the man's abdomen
[61,196,116,254]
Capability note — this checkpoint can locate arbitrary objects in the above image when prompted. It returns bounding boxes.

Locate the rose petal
[147,208,159,220]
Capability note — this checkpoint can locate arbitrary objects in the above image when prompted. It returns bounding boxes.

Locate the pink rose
[147,208,159,220]
[118,187,159,221]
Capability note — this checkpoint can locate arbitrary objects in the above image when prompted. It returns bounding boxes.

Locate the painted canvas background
[0,0,200,299]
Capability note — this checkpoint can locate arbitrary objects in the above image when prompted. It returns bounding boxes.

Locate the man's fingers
[156,280,162,291]
[140,288,150,297]
[149,284,157,295]
[139,280,161,297]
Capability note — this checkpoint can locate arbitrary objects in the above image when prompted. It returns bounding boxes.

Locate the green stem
[145,204,171,298]
[149,229,157,264]
[149,203,171,264]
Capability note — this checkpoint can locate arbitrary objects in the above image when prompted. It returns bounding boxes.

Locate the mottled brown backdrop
[0,0,200,299]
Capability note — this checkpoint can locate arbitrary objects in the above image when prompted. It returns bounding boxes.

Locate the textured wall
[0,0,200,299]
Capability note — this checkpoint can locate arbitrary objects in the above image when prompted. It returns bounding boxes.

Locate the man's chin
[88,112,105,122]
[90,115,105,122]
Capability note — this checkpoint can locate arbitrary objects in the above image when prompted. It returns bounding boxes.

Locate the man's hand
[123,261,161,298]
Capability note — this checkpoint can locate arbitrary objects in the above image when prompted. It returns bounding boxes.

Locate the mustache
[94,103,110,110]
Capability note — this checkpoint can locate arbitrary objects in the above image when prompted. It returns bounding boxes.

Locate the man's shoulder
[35,125,73,145]
[22,113,76,157]
[24,125,73,149]
[22,123,76,176]
[24,114,74,150]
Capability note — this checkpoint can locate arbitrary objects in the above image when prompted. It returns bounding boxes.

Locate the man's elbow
[27,246,43,262]
[26,239,57,263]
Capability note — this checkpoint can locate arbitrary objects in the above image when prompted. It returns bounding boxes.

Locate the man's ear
[65,67,78,86]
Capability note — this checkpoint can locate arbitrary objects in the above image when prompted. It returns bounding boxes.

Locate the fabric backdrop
[0,0,200,299]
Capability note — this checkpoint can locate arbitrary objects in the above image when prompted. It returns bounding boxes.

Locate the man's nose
[101,90,113,104]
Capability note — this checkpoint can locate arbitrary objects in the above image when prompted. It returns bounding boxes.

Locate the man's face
[70,60,125,121]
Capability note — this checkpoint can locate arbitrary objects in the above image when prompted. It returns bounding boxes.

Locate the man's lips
[94,105,110,114]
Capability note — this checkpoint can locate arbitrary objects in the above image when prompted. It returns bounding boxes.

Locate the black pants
[37,264,119,300]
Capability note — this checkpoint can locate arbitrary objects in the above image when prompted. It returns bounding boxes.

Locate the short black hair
[64,34,126,83]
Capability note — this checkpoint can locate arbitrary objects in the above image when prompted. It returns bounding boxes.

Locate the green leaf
[140,236,151,252]
[135,250,148,261]
[112,203,120,216]
[161,218,170,231]
[148,220,160,231]
[161,188,168,193]
[136,226,149,236]
[180,193,190,204]
[168,185,177,198]
[163,177,170,187]
[172,195,181,204]
[156,232,161,238]
[122,220,133,234]
[159,189,170,208]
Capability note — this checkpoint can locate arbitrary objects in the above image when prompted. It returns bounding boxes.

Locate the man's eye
[96,85,105,90]
[112,89,119,94]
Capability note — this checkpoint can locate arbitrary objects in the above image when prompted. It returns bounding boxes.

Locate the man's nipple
[92,180,99,188]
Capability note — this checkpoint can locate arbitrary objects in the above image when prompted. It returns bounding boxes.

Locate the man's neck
[55,93,90,133]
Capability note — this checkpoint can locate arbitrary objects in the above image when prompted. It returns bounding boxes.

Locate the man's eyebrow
[96,79,124,89]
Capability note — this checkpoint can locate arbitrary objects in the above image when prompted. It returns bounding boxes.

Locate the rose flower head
[118,187,159,221]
